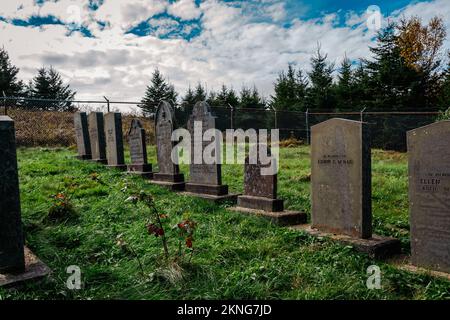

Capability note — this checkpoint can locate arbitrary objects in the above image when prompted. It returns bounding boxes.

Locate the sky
[1,0,450,103]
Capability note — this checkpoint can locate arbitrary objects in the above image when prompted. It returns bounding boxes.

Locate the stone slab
[237,195,284,212]
[185,182,229,196]
[182,192,239,204]
[0,247,51,287]
[388,255,450,280]
[149,180,186,192]
[290,224,401,259]
[230,206,307,226]
[153,173,185,183]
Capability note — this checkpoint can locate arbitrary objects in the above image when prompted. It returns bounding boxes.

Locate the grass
[1,145,449,300]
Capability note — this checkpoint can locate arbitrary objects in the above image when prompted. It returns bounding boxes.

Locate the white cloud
[167,0,201,20]
[0,0,449,106]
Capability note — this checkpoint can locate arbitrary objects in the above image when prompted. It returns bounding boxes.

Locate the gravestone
[88,112,107,164]
[407,121,450,273]
[0,116,50,286]
[152,101,185,190]
[184,101,237,202]
[73,112,91,160]
[104,112,126,170]
[300,118,400,258]
[127,119,153,178]
[234,145,306,225]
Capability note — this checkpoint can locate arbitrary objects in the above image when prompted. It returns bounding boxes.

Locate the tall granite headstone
[0,116,25,274]
[407,121,450,273]
[152,101,185,190]
[311,118,372,238]
[234,145,306,225]
[104,112,126,170]
[88,112,107,164]
[185,101,236,202]
[127,119,153,178]
[74,112,91,160]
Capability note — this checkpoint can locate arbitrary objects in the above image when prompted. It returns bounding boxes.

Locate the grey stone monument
[0,116,50,286]
[74,112,91,160]
[127,119,153,178]
[88,112,107,164]
[407,121,450,273]
[104,112,127,170]
[185,101,237,202]
[233,145,306,225]
[298,118,400,258]
[152,101,185,190]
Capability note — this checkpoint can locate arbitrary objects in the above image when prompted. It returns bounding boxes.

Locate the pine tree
[193,82,207,102]
[140,69,178,115]
[27,66,76,111]
[0,47,24,98]
[306,46,335,110]
[270,64,308,112]
[335,56,354,111]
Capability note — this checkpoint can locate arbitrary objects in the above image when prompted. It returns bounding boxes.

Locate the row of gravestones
[1,102,449,284]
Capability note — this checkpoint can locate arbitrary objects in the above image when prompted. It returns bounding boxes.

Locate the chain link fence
[1,97,443,151]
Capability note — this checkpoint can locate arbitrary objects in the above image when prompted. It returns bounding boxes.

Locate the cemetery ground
[1,145,449,300]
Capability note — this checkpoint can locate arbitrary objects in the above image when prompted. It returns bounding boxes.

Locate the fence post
[305,108,309,145]
[103,96,110,113]
[2,91,6,116]
[228,103,234,130]
[273,108,277,129]
[360,107,366,122]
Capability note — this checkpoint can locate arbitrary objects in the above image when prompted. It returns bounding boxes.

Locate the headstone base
[229,206,307,226]
[107,164,127,171]
[150,180,186,191]
[237,195,284,212]
[290,224,401,259]
[185,182,229,196]
[183,191,239,204]
[76,155,91,160]
[127,164,153,178]
[388,255,450,280]
[0,247,51,287]
[153,173,185,183]
[91,158,107,164]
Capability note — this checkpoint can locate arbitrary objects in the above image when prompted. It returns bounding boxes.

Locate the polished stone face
[74,112,91,158]
[407,121,450,273]
[88,112,106,161]
[243,147,277,199]
[128,119,147,165]
[156,101,178,175]
[0,116,25,273]
[104,112,125,166]
[188,101,221,186]
[311,118,372,239]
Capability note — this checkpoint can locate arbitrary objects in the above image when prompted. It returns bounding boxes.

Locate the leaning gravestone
[127,119,153,178]
[73,112,91,160]
[185,101,237,202]
[1,116,50,286]
[302,118,399,258]
[104,112,126,170]
[407,121,450,273]
[233,145,306,225]
[152,101,185,190]
[88,112,107,164]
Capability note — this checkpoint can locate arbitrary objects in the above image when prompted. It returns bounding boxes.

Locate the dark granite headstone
[88,112,107,164]
[184,101,236,202]
[407,121,450,273]
[73,112,91,160]
[127,119,152,177]
[311,118,372,239]
[152,101,184,190]
[0,116,25,274]
[104,112,126,170]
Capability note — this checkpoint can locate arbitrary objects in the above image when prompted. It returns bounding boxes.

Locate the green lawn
[1,146,449,300]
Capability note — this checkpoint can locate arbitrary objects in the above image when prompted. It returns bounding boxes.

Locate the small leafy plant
[47,192,76,222]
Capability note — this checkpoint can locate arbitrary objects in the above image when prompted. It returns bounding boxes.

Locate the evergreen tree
[306,46,335,110]
[193,82,207,102]
[140,69,178,115]
[0,47,24,98]
[27,66,76,111]
[178,85,196,125]
[271,64,308,112]
[335,56,355,111]
[236,86,266,129]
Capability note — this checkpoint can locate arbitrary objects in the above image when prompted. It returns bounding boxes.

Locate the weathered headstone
[302,118,400,258]
[407,121,450,273]
[88,112,107,164]
[127,119,153,178]
[73,112,91,160]
[0,116,25,274]
[234,145,306,225]
[185,101,237,202]
[104,112,126,170]
[1,116,50,286]
[152,101,185,190]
